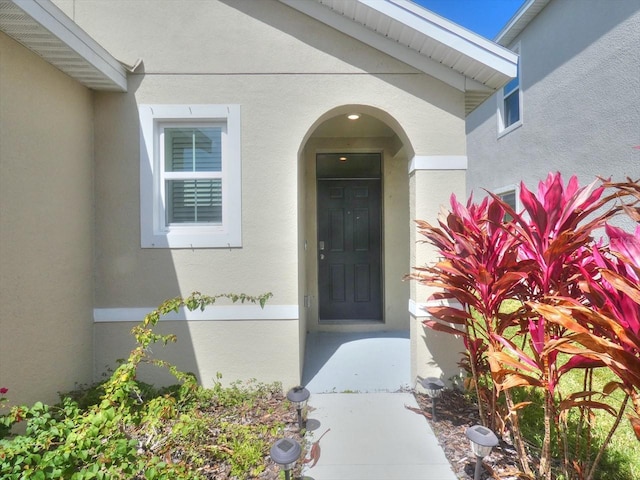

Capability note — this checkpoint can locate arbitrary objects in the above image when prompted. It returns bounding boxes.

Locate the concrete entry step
[302,393,457,480]
[302,331,411,393]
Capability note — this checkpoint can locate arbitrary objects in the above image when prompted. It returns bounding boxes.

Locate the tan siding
[0,32,94,406]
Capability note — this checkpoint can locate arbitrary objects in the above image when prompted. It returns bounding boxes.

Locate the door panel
[317,179,382,321]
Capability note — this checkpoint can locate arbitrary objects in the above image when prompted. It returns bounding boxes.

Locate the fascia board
[11,0,127,91]
[373,0,518,76]
[279,0,467,91]
[495,0,551,46]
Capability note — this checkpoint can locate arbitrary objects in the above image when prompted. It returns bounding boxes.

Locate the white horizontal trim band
[408,155,467,173]
[94,305,299,322]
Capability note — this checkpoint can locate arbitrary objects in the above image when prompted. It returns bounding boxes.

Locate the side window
[139,105,241,248]
[497,43,522,136]
[495,185,519,221]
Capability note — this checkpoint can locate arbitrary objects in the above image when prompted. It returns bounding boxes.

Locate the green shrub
[0,291,280,479]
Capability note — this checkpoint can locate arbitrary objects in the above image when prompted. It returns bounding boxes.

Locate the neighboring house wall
[0,31,95,406]
[54,0,469,388]
[467,0,640,219]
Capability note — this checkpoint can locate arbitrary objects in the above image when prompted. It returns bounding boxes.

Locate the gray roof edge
[494,0,552,46]
[6,0,127,91]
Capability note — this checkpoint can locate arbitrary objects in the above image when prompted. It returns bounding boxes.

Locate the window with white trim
[497,43,522,136]
[495,185,519,222]
[139,104,241,248]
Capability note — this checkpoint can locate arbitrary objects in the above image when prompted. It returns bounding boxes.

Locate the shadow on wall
[521,0,640,90]
[218,0,462,116]
[92,72,200,388]
[419,327,465,386]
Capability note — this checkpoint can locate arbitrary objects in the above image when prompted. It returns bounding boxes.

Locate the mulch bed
[414,390,530,480]
[197,388,526,479]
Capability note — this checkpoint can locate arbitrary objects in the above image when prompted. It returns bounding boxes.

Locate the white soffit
[495,0,551,47]
[0,0,127,91]
[277,0,518,114]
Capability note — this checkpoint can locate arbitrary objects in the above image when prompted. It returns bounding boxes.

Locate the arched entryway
[296,105,414,391]
[300,105,413,332]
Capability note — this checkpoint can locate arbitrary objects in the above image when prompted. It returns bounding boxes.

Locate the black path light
[287,385,310,429]
[270,438,302,480]
[421,377,445,421]
[465,425,499,480]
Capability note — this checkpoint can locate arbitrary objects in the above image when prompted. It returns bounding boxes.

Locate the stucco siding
[409,168,466,383]
[91,68,464,312]
[0,32,94,406]
[94,319,300,389]
[466,0,640,207]
[55,0,423,78]
[52,0,469,389]
[84,7,466,297]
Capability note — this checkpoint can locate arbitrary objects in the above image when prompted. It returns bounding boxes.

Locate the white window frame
[494,184,520,216]
[139,104,241,248]
[497,42,522,137]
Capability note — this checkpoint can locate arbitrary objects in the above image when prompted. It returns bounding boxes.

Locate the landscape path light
[465,424,499,480]
[421,377,445,421]
[270,437,302,480]
[287,385,310,429]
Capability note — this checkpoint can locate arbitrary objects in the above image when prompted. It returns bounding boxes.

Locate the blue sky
[413,0,526,40]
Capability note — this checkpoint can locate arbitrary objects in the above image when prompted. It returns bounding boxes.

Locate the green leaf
[146,467,158,480]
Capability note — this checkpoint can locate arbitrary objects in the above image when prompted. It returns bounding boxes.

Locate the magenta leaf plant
[411,173,637,480]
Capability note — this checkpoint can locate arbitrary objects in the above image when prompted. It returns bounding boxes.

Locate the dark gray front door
[317,177,382,321]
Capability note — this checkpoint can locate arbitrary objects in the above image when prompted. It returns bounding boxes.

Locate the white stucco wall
[0,32,95,406]
[466,0,640,223]
[53,0,470,389]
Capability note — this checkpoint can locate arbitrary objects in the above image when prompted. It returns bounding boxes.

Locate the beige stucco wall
[94,319,300,388]
[54,0,469,389]
[409,169,466,385]
[0,32,95,406]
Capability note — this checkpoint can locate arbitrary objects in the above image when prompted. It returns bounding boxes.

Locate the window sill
[497,120,522,139]
[141,229,242,249]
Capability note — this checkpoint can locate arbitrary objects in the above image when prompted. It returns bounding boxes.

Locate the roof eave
[495,0,551,47]
[0,0,127,92]
[381,0,518,78]
[277,0,517,114]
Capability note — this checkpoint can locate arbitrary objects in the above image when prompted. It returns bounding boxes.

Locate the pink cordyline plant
[412,172,627,480]
[487,173,621,480]
[535,223,640,444]
[411,191,533,473]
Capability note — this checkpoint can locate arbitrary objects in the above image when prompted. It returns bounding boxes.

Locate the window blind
[164,127,223,224]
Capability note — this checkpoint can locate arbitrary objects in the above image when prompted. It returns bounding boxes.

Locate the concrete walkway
[302,393,457,480]
[299,332,458,480]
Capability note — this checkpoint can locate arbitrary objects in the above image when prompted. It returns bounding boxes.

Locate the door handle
[320,253,325,260]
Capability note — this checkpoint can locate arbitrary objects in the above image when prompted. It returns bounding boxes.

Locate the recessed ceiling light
[339,156,347,162]
[347,113,360,120]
